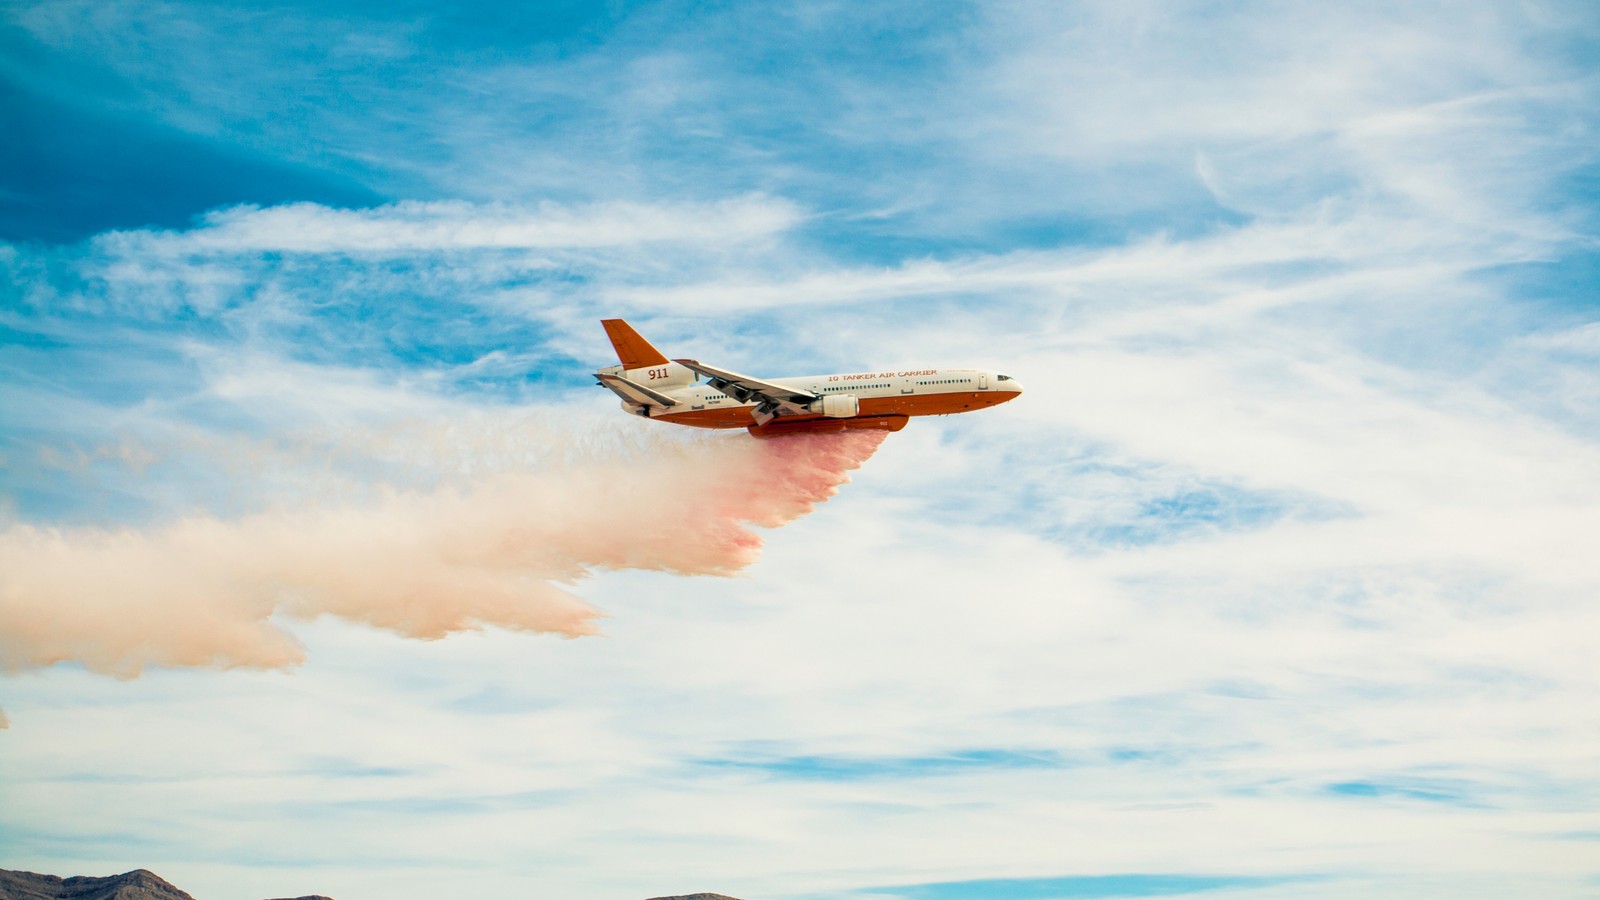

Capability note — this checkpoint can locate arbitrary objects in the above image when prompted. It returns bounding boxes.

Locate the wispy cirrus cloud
[98,196,802,256]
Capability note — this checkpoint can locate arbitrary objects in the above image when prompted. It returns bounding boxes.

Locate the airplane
[594,318,1023,438]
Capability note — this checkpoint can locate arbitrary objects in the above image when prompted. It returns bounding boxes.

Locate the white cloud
[95,196,802,256]
[1523,320,1600,353]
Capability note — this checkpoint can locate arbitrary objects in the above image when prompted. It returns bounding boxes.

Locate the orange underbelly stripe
[653,391,1009,429]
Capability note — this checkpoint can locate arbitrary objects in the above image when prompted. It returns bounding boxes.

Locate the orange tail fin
[601,319,671,369]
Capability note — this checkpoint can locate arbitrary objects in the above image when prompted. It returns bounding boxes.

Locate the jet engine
[809,394,859,418]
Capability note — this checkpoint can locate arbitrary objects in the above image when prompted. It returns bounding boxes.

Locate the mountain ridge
[0,868,196,900]
[0,869,747,900]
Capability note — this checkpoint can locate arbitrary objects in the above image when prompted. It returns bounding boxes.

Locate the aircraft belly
[747,414,908,438]
[653,407,755,429]
[651,391,1011,430]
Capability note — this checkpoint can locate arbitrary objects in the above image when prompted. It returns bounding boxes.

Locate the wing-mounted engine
[808,394,859,418]
[753,392,857,425]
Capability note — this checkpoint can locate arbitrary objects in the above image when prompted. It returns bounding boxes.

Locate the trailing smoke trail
[0,430,886,710]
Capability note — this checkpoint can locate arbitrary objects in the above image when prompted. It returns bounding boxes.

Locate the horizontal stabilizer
[597,373,679,408]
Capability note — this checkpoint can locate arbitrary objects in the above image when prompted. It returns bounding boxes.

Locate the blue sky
[3,1,1600,898]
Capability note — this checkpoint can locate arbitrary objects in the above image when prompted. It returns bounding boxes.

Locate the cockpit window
[996,374,1012,381]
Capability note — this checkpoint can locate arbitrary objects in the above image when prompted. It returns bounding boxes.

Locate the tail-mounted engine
[626,361,696,388]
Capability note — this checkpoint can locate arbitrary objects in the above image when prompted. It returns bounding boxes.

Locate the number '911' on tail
[597,319,697,392]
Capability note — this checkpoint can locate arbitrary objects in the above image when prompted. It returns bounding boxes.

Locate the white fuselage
[597,363,1023,432]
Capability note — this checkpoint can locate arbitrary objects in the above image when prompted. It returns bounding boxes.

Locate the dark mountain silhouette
[0,870,338,900]
[0,868,738,900]
[0,869,196,900]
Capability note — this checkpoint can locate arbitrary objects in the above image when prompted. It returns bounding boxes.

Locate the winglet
[601,319,671,369]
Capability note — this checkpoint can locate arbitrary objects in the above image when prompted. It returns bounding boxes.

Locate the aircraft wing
[596,373,680,408]
[674,359,818,413]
